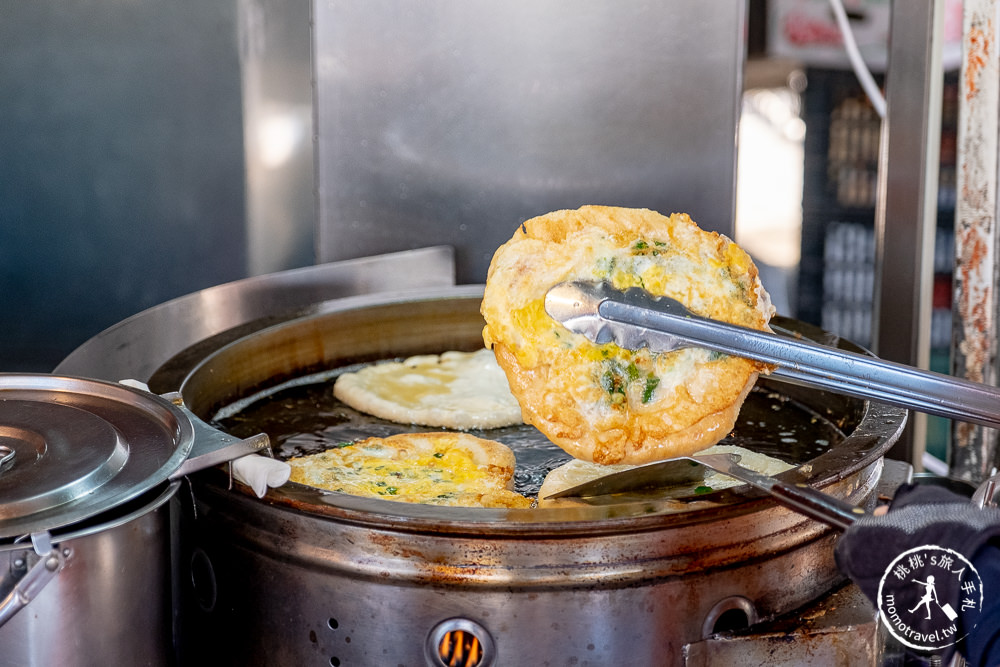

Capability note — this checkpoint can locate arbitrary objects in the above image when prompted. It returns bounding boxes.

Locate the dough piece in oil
[333,348,523,430]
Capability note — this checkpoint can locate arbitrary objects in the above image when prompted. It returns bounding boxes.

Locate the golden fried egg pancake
[287,432,533,508]
[536,444,794,506]
[481,206,774,465]
[333,349,523,430]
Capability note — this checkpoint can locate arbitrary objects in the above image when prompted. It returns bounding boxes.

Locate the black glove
[836,484,1000,601]
[835,483,1000,662]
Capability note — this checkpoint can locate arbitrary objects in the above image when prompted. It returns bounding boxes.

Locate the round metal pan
[175,285,906,529]
[140,283,906,665]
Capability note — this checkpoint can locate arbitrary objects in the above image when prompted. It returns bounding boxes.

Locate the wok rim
[175,285,906,530]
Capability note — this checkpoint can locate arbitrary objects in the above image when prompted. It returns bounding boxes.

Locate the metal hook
[0,446,14,473]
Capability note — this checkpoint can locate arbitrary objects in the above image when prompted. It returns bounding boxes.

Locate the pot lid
[0,374,197,539]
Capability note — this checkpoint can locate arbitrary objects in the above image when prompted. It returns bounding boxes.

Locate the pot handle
[164,394,271,480]
[0,532,68,628]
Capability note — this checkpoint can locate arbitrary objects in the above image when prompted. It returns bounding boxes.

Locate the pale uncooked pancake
[287,432,532,508]
[536,444,793,506]
[333,348,523,430]
[481,206,775,465]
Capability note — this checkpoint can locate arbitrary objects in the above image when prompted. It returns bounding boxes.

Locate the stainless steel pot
[0,483,177,667]
[0,374,267,667]
[162,286,905,666]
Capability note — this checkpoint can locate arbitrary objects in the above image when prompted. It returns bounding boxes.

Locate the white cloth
[232,455,291,498]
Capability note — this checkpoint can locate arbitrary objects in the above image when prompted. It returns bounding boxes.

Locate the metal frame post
[874,0,945,466]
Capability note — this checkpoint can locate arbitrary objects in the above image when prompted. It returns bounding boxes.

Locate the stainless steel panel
[239,0,317,276]
[54,248,455,383]
[0,0,247,373]
[312,1,746,284]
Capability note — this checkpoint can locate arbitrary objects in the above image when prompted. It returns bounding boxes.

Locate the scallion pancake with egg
[481,206,775,465]
[287,432,533,508]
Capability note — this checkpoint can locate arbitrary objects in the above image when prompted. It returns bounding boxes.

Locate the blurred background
[0,0,964,464]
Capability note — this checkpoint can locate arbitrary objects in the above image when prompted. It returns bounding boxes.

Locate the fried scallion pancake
[287,432,533,508]
[333,349,523,430]
[481,206,775,465]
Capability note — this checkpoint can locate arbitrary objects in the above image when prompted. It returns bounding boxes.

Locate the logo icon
[876,545,984,652]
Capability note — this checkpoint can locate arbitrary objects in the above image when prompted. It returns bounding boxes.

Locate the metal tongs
[545,281,1000,430]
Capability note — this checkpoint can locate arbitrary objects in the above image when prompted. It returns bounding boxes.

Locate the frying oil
[215,366,843,498]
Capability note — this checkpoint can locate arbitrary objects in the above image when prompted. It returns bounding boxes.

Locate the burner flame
[439,628,483,667]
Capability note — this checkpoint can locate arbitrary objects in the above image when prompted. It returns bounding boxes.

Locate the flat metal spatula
[546,453,865,530]
[544,280,1000,430]
[545,456,710,497]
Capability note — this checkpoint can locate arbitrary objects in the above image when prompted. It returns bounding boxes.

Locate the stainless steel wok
[167,285,903,666]
[54,258,905,666]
